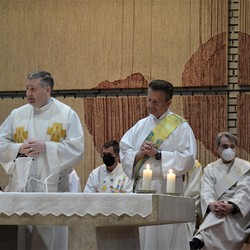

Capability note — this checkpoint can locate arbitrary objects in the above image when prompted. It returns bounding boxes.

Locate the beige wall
[0,0,227,90]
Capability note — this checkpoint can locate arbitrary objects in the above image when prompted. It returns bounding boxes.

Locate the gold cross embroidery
[13,127,28,143]
[47,123,66,142]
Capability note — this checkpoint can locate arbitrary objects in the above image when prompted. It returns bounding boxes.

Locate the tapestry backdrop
[238,0,250,85]
[0,0,227,90]
[237,93,250,160]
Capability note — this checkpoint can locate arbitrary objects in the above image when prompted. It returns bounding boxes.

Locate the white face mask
[221,147,235,162]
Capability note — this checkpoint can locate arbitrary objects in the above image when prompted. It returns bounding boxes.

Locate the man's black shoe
[189,238,204,250]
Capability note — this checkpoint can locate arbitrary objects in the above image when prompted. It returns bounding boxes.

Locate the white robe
[84,163,133,193]
[196,158,250,250]
[120,110,197,250]
[0,98,84,192]
[183,160,203,239]
[0,98,84,250]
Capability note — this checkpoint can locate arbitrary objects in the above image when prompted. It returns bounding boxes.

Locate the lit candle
[142,164,152,190]
[166,169,176,193]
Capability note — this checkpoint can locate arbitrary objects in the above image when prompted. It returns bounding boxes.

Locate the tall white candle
[166,169,176,193]
[142,164,152,190]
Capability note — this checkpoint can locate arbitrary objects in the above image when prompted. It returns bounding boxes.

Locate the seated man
[190,132,250,250]
[84,140,133,193]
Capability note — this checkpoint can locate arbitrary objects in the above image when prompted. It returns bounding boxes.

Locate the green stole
[133,113,186,188]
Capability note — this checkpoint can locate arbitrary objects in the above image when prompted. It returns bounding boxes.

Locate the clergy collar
[220,158,235,169]
[33,98,54,114]
[150,109,170,121]
[104,162,120,173]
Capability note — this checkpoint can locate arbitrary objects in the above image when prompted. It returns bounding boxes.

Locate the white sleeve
[46,110,84,174]
[84,169,99,193]
[200,164,217,217]
[119,126,139,179]
[0,110,22,174]
[161,122,197,177]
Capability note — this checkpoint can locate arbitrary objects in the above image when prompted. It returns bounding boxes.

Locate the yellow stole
[133,113,186,183]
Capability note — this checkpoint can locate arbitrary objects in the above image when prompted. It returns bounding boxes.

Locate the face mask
[221,147,235,162]
[103,155,116,167]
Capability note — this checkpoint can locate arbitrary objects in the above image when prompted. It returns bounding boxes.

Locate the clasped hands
[209,200,234,218]
[138,141,157,158]
[19,139,46,157]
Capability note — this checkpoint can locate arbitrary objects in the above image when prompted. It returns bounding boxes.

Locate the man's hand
[19,140,46,157]
[209,201,234,218]
[133,141,158,166]
[140,141,157,158]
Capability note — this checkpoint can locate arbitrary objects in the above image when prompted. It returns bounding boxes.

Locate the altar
[0,192,195,249]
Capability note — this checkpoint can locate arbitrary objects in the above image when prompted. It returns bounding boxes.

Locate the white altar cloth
[0,193,195,250]
[0,192,152,217]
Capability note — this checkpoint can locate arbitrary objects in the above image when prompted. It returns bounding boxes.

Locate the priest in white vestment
[0,71,84,250]
[84,140,133,193]
[120,80,197,250]
[190,132,250,250]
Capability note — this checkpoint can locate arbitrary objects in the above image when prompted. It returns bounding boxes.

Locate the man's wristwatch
[155,151,161,160]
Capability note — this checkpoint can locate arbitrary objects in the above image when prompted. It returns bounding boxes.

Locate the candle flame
[146,164,150,170]
[169,169,173,174]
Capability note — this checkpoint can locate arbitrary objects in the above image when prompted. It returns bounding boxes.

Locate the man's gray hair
[27,70,54,89]
[215,131,238,146]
